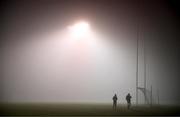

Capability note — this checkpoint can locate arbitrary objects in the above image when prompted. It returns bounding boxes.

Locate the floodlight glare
[68,21,91,39]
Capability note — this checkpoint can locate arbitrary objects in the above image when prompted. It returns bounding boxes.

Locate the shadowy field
[0,103,180,116]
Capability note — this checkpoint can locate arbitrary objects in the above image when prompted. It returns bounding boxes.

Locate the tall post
[136,22,139,106]
[150,85,152,106]
[144,37,147,104]
[157,89,159,105]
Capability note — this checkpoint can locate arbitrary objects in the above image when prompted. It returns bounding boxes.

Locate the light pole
[144,33,147,104]
[136,22,139,106]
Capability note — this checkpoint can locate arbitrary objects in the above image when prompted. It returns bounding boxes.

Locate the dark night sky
[1,0,180,104]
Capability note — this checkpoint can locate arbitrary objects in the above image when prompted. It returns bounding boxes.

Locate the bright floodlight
[68,21,91,39]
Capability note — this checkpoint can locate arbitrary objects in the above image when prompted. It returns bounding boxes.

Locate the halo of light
[68,21,91,39]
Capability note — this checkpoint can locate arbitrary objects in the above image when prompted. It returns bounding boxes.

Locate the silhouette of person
[126,93,132,109]
[112,94,118,109]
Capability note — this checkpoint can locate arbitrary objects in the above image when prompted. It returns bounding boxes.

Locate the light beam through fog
[2,21,136,103]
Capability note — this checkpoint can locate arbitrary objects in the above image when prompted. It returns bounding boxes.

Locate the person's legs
[129,102,131,109]
[113,101,115,109]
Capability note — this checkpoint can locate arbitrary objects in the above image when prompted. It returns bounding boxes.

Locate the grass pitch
[0,103,180,116]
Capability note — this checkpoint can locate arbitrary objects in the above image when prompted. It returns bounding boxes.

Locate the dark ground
[0,103,180,116]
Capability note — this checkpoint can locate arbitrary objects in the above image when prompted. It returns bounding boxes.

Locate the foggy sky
[1,0,180,104]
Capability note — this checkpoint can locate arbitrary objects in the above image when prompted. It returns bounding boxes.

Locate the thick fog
[1,0,180,104]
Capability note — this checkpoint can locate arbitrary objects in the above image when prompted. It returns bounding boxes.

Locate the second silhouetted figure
[126,93,132,109]
[112,94,118,109]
